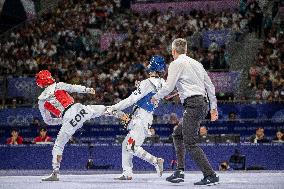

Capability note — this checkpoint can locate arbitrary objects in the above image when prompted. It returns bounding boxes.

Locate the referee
[151,38,219,186]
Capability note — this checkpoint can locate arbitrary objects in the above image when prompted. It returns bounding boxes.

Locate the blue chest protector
[136,92,156,112]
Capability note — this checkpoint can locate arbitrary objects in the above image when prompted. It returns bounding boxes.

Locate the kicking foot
[155,158,164,177]
[194,174,219,186]
[114,175,133,180]
[166,170,184,183]
[42,171,59,181]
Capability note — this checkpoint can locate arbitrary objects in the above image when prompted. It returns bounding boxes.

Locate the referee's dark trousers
[182,95,215,177]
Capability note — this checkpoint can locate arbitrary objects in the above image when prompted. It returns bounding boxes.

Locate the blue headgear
[147,55,166,73]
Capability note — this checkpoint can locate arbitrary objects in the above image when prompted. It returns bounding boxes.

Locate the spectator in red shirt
[6,128,23,145]
[34,127,52,144]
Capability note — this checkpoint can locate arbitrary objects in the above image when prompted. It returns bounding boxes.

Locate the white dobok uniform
[110,77,165,177]
[38,82,106,171]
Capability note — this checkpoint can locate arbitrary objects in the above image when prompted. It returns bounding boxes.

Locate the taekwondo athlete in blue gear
[109,55,166,180]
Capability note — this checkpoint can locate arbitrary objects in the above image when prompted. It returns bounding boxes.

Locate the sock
[52,161,60,172]
[52,154,61,172]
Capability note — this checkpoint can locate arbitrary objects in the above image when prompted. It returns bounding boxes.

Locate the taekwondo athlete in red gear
[108,56,166,180]
[36,70,106,181]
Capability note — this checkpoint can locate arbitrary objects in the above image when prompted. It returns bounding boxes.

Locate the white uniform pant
[52,103,106,171]
[122,108,157,176]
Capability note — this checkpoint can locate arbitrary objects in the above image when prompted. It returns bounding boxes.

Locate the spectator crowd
[248,21,284,102]
[247,0,284,102]
[0,0,251,106]
[6,127,52,145]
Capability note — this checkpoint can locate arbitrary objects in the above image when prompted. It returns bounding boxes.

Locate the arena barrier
[1,103,284,126]
[0,143,283,170]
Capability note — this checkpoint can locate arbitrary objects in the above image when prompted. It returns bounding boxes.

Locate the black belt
[186,95,205,99]
[184,95,208,104]
[62,103,75,117]
[124,105,139,130]
[187,95,205,98]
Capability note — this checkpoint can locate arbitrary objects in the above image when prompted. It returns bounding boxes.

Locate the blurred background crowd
[0,0,283,107]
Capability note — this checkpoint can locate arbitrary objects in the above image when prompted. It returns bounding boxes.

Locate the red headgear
[35,70,55,88]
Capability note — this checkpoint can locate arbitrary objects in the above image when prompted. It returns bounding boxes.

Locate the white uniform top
[38,82,92,125]
[112,77,165,112]
[153,54,217,110]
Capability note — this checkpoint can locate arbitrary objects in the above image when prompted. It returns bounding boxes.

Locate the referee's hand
[210,109,218,121]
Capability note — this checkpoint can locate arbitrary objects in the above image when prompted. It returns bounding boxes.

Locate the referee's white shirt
[153,54,217,110]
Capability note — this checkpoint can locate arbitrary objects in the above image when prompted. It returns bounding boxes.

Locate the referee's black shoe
[166,170,184,183]
[194,174,219,186]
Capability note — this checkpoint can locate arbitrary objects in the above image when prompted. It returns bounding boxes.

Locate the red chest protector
[44,90,74,117]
